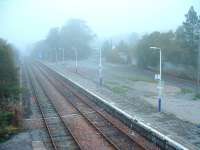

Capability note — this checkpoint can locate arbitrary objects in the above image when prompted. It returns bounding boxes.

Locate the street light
[150,46,162,112]
[55,48,58,63]
[93,47,103,86]
[73,47,78,73]
[62,48,65,63]
[59,48,62,62]
[99,48,103,86]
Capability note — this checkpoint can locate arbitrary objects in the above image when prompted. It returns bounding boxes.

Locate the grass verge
[181,88,193,94]
[127,76,155,83]
[0,111,20,143]
[193,93,200,100]
[105,81,130,95]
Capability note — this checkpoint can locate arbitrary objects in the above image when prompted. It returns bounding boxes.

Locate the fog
[1,1,200,149]
[0,0,200,51]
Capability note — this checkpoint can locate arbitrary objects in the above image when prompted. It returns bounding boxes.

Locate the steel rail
[37,63,145,150]
[30,64,82,150]
[33,63,118,149]
[25,65,58,150]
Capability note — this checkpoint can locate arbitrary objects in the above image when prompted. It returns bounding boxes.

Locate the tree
[46,27,60,49]
[0,38,20,140]
[116,40,132,64]
[176,6,200,93]
[101,40,125,64]
[135,32,161,68]
[0,38,19,110]
[31,40,51,61]
[32,19,95,60]
[60,19,95,59]
[134,6,200,71]
[102,40,112,58]
[182,6,200,67]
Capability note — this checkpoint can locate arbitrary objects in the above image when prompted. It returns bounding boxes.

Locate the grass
[110,86,129,94]
[0,111,20,143]
[179,88,200,100]
[0,125,19,143]
[106,81,119,86]
[181,88,193,94]
[108,71,155,83]
[193,93,200,100]
[127,76,155,83]
[105,81,130,95]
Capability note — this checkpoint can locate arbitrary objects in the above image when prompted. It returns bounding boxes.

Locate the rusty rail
[31,63,116,150]
[26,64,81,150]
[37,61,189,150]
[25,65,58,150]
[36,62,152,150]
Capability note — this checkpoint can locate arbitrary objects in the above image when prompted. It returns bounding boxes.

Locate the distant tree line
[0,38,20,141]
[102,6,200,79]
[135,6,200,69]
[102,40,132,64]
[32,19,95,61]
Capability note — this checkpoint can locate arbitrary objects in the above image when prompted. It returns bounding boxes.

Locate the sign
[154,74,161,80]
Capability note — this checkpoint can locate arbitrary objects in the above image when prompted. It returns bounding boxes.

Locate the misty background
[0,0,200,52]
[1,1,200,148]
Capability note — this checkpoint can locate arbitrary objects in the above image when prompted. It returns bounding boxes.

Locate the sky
[0,0,200,51]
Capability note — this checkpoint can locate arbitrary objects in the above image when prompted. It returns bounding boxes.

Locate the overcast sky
[0,0,200,51]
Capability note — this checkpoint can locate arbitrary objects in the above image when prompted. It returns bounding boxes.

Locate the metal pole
[160,49,162,80]
[62,48,65,63]
[99,48,103,86]
[55,48,58,63]
[150,47,162,112]
[74,48,78,73]
[158,49,162,112]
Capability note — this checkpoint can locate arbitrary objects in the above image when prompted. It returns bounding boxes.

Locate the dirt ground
[47,59,200,149]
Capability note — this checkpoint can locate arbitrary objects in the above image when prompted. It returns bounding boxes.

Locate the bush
[0,111,13,127]
[0,111,15,141]
[0,38,20,142]
[105,50,124,64]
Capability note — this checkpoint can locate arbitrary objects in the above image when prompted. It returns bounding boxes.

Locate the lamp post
[99,48,103,86]
[150,46,162,112]
[62,48,65,63]
[73,48,78,73]
[55,48,58,63]
[58,48,61,62]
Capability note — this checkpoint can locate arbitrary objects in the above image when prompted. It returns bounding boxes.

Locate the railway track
[25,64,80,150]
[29,64,117,150]
[31,61,159,150]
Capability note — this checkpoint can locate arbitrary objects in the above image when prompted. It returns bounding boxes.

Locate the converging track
[25,64,80,150]
[25,61,160,150]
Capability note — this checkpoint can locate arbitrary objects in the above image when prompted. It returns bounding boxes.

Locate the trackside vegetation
[0,38,20,142]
